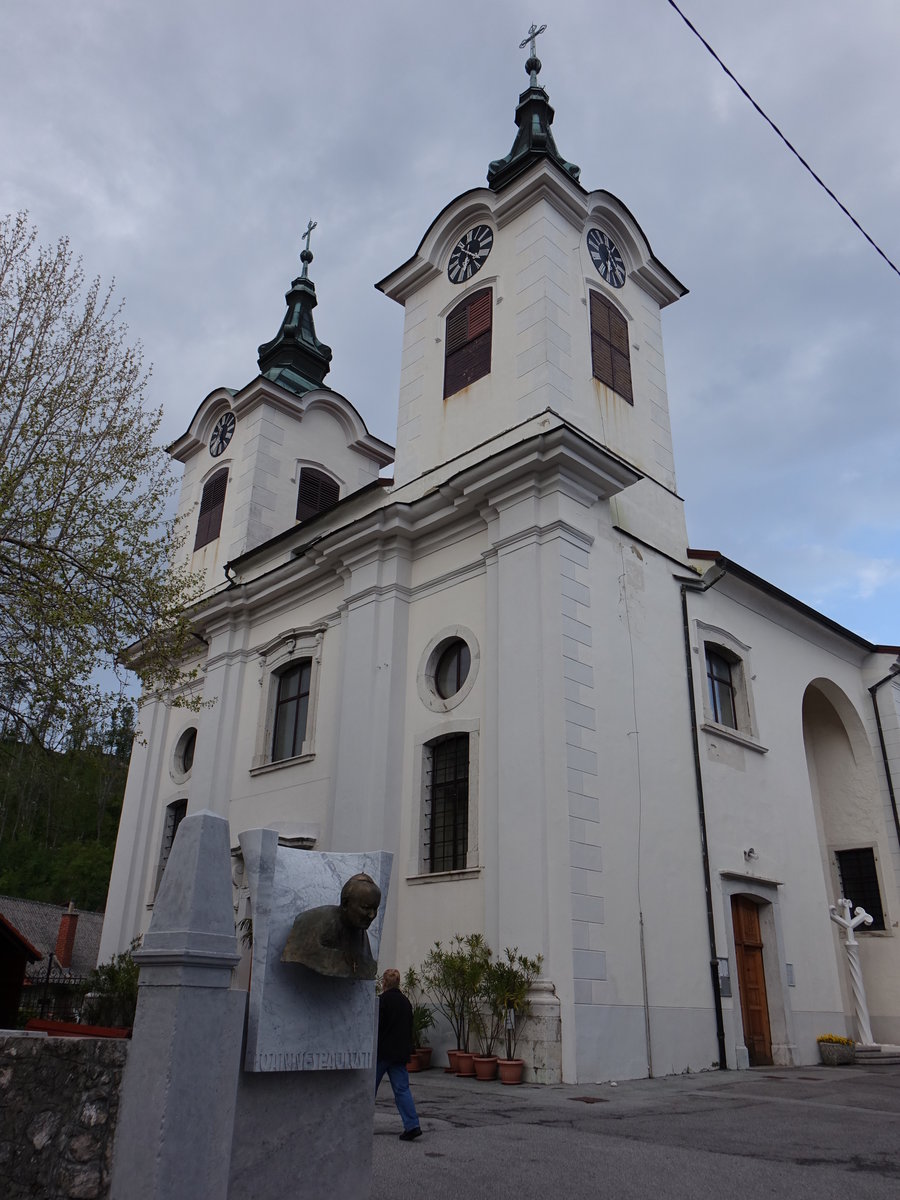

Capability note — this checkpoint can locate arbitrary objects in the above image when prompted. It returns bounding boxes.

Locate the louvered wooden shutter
[590,291,633,405]
[444,288,492,399]
[297,468,340,522]
[194,468,228,550]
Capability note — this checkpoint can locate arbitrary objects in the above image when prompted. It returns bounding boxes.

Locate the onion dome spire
[487,23,580,191]
[258,219,333,396]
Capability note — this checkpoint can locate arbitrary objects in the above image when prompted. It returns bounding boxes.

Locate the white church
[100,42,900,1083]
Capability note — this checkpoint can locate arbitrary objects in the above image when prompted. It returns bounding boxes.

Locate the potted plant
[403,967,436,1069]
[493,947,543,1084]
[422,934,491,1073]
[816,1033,856,1066]
[470,962,505,1080]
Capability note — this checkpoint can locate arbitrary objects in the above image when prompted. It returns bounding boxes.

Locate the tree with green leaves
[0,212,202,749]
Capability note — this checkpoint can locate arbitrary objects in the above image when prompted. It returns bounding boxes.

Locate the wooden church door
[731,896,773,1066]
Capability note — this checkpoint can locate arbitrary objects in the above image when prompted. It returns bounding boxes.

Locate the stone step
[855,1046,900,1066]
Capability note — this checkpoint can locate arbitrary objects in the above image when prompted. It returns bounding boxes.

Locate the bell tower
[377,31,690,557]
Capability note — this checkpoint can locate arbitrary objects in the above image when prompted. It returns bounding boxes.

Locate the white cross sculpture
[829,896,874,1046]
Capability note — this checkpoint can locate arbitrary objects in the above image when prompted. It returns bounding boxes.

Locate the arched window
[272,659,313,762]
[443,288,492,399]
[590,290,633,404]
[297,468,340,522]
[194,468,228,550]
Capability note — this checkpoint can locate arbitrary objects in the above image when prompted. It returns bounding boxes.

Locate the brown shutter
[590,290,633,405]
[466,290,491,339]
[444,288,493,399]
[297,468,340,522]
[445,306,469,355]
[194,468,228,550]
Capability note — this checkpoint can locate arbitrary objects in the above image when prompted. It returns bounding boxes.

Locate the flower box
[818,1041,855,1066]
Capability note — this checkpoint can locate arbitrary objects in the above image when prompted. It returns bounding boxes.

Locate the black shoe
[399,1127,422,1141]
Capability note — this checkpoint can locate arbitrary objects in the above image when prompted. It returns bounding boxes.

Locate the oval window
[435,640,471,699]
[174,727,197,777]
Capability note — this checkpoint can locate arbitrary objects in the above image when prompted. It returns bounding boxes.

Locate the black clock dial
[586,228,626,288]
[209,412,235,457]
[447,224,494,284]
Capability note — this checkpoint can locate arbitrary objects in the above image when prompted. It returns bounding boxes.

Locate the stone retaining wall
[0,1033,128,1199]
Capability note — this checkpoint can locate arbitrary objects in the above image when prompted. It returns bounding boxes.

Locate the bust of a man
[281,872,382,979]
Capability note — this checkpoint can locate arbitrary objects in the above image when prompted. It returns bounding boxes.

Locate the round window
[417,627,479,713]
[435,639,471,699]
[174,728,197,778]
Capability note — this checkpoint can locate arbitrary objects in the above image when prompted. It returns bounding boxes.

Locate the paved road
[373,1062,900,1199]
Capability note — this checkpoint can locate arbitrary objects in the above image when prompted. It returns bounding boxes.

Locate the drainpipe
[680,565,728,1071]
[869,661,900,853]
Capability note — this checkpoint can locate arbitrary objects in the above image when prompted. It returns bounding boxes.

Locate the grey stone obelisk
[110,810,246,1200]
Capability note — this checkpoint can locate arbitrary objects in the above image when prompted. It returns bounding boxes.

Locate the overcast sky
[2,1,898,645]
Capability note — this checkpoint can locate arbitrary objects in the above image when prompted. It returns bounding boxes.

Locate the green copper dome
[487,29,580,191]
[258,236,333,396]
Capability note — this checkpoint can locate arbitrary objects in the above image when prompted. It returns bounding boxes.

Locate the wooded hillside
[0,703,132,910]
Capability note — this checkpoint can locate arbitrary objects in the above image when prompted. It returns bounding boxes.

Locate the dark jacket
[377,987,413,1064]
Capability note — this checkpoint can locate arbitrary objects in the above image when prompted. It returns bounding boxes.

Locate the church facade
[100,49,900,1083]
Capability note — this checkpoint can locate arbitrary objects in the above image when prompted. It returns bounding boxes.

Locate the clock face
[447,224,494,284]
[209,412,235,457]
[586,228,626,288]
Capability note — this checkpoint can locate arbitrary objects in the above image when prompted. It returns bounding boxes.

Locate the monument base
[229,1064,375,1200]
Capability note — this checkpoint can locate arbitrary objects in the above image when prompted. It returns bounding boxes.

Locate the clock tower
[377,35,689,558]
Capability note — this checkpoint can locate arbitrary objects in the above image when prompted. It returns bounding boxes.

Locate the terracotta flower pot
[445,1048,462,1073]
[415,1046,433,1070]
[406,1054,421,1072]
[473,1055,499,1081]
[498,1057,525,1084]
[456,1051,476,1076]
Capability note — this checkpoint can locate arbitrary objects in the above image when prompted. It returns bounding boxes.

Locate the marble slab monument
[239,828,391,1073]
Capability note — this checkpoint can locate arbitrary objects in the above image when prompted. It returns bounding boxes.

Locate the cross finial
[519,22,547,86]
[299,219,317,279]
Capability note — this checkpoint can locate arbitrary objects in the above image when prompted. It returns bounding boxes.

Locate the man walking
[375,968,422,1141]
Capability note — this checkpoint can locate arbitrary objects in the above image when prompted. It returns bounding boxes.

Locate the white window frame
[250,626,326,773]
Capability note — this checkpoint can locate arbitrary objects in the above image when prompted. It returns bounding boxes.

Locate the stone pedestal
[109,810,245,1200]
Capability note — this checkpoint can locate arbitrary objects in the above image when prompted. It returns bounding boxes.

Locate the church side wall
[687,579,900,1057]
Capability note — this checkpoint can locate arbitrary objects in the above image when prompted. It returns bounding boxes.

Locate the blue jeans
[375,1060,420,1131]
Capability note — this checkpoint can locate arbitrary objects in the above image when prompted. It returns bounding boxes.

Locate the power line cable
[666,0,900,281]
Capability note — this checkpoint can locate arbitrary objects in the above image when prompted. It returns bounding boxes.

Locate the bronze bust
[281,872,382,979]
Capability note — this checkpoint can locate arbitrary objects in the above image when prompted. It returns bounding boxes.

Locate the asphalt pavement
[373,1061,900,1199]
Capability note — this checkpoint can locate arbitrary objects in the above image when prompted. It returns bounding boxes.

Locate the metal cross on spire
[519,22,547,85]
[299,219,317,279]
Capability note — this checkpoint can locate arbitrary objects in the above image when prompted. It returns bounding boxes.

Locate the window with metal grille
[297,468,340,522]
[443,288,492,399]
[706,648,738,729]
[590,290,633,404]
[424,734,469,872]
[272,659,312,762]
[194,468,228,550]
[156,798,188,894]
[836,848,886,930]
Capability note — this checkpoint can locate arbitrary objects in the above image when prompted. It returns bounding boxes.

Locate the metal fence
[18,972,92,1025]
